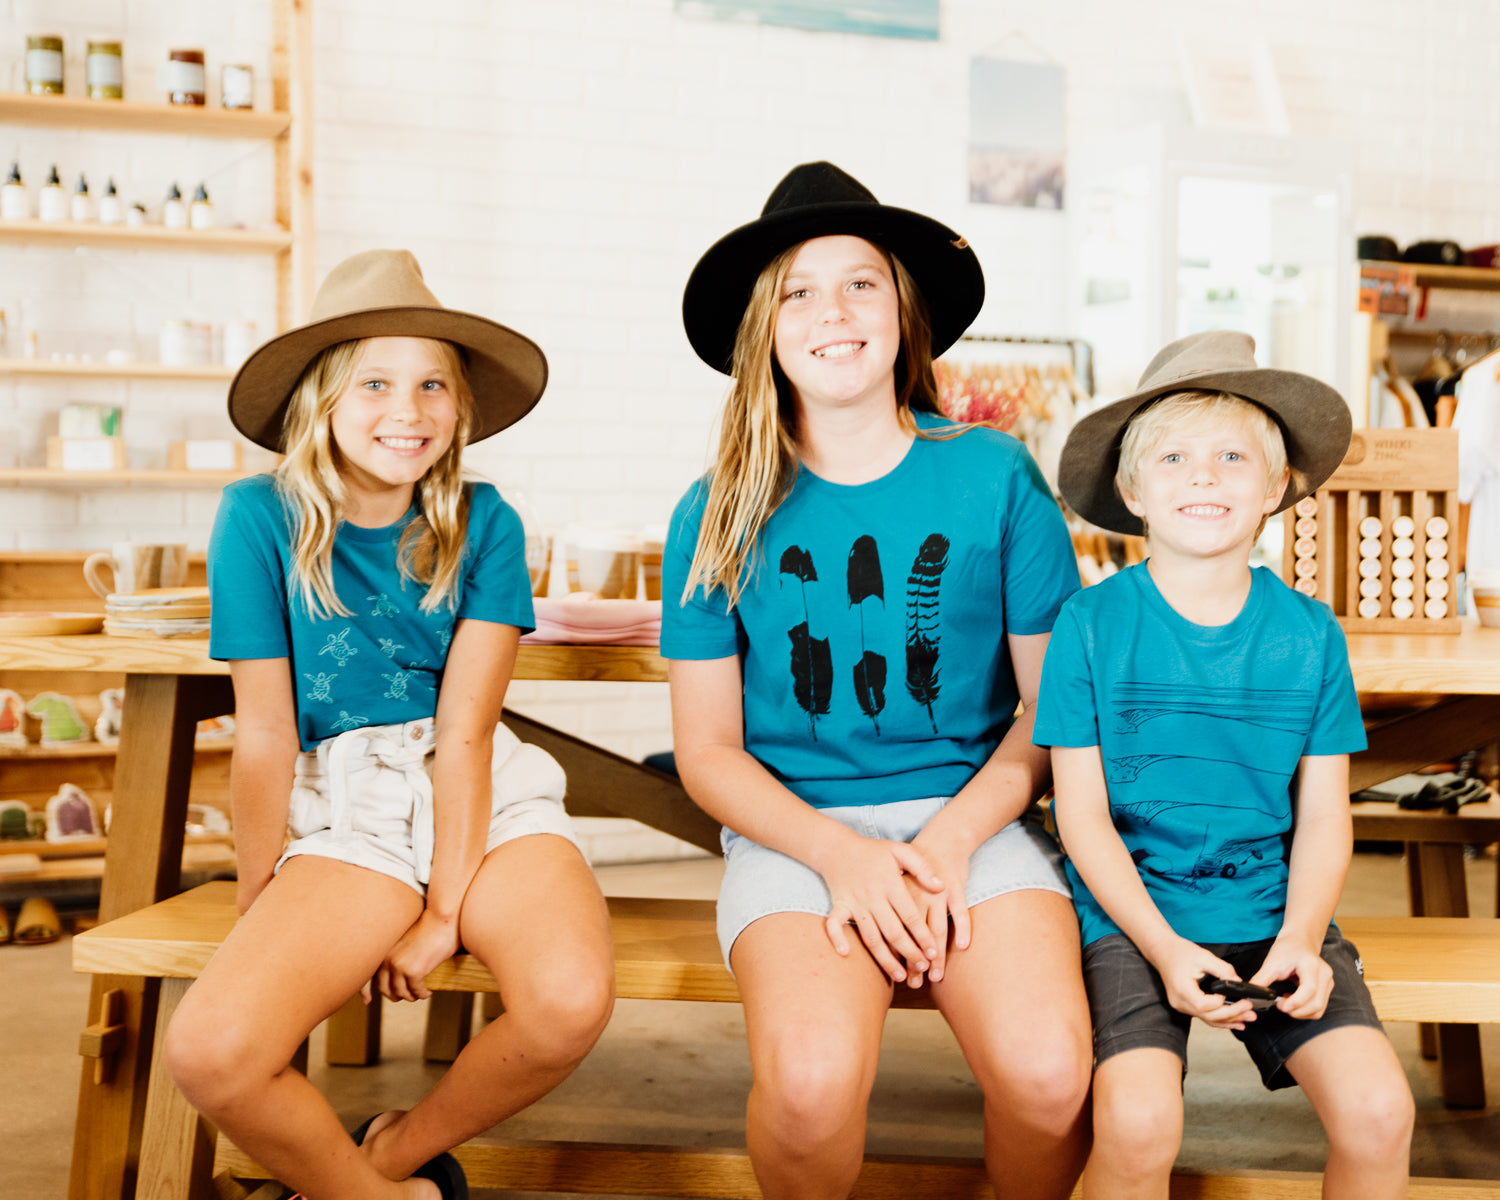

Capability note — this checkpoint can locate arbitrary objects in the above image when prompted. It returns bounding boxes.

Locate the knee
[753,1040,872,1149]
[1325,1077,1414,1162]
[1093,1087,1181,1178]
[979,1036,1092,1132]
[163,1004,258,1112]
[510,967,613,1066]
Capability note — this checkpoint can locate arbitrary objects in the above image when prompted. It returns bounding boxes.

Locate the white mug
[84,542,189,598]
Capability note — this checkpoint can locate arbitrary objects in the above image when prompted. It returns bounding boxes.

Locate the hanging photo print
[968,58,1065,208]
[676,0,938,41]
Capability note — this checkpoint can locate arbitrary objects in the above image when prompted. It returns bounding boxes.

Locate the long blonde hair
[273,337,475,619]
[681,241,946,609]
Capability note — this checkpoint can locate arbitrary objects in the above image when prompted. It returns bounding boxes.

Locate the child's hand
[374,910,462,1003]
[900,829,974,987]
[821,835,944,985]
[1155,938,1256,1030]
[1250,937,1332,1020]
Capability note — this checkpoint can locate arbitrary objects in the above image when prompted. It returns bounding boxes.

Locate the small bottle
[25,35,65,95]
[71,174,94,222]
[164,49,206,105]
[86,40,124,100]
[189,182,213,230]
[38,165,68,223]
[162,182,187,229]
[98,178,123,225]
[0,163,29,220]
[126,202,147,227]
[0,309,8,358]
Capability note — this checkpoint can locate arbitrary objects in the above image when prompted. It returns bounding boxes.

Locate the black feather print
[780,544,827,739]
[846,535,886,734]
[788,622,833,740]
[904,533,949,732]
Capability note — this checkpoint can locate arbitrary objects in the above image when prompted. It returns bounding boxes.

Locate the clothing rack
[957,334,1094,395]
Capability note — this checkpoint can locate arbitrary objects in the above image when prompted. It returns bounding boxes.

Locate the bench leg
[325,993,382,1066]
[1409,841,1486,1107]
[424,993,475,1062]
[138,977,217,1200]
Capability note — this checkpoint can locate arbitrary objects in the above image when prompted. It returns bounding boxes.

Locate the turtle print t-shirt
[661,412,1078,809]
[209,474,534,750]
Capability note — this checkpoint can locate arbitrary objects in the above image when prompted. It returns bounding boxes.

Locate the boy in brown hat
[1033,331,1413,1197]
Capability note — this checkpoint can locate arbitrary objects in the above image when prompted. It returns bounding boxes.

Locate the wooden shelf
[0,468,253,487]
[0,92,289,138]
[0,218,290,253]
[0,836,235,885]
[0,358,235,380]
[0,739,232,760]
[0,831,232,860]
[1361,260,1500,292]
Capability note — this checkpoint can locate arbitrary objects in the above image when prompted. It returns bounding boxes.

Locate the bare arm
[1052,743,1254,1029]
[226,657,301,914]
[1248,753,1351,1018]
[669,654,942,983]
[377,618,516,1001]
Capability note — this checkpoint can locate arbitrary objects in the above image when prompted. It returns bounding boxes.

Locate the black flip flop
[413,1152,468,1200]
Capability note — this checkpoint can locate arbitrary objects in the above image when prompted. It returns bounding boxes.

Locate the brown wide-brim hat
[228,249,548,451]
[1058,330,1352,536]
[683,161,984,375]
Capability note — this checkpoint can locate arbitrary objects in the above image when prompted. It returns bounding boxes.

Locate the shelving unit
[0,0,313,484]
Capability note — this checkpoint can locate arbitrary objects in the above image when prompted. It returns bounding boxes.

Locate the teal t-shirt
[1033,563,1367,947]
[661,413,1079,809]
[208,475,534,750]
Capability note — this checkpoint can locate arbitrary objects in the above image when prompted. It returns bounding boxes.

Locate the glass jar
[87,41,123,100]
[25,35,65,95]
[221,63,254,110]
[165,49,206,105]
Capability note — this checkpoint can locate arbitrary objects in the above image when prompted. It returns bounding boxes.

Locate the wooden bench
[74,881,1500,1200]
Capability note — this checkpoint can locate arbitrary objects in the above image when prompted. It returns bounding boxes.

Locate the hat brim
[1058,367,1353,537]
[682,201,985,374]
[228,306,548,452]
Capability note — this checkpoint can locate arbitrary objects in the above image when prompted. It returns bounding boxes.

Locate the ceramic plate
[0,612,106,636]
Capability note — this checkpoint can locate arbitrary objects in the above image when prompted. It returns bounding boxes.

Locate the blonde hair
[273,337,475,619]
[1116,389,1299,537]
[681,240,948,608]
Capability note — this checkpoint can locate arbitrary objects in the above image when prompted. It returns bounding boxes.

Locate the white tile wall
[6,0,1500,851]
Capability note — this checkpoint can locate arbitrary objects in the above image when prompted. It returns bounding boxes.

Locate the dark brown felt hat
[682,161,984,375]
[1058,331,1352,536]
[228,249,548,451]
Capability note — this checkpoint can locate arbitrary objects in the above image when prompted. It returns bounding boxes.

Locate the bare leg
[1082,1048,1181,1200]
[932,890,1092,1200]
[164,856,436,1199]
[1284,1026,1413,1199]
[732,913,894,1200]
[360,834,615,1179]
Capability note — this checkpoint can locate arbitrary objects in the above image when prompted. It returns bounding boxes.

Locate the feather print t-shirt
[209,475,534,750]
[662,412,1078,809]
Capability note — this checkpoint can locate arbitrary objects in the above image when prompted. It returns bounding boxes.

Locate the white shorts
[277,717,579,895]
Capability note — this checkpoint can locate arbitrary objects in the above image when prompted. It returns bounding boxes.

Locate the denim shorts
[717,797,1071,971]
[278,718,580,896]
[1081,925,1383,1091]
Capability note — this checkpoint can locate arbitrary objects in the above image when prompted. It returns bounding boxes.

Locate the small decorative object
[1,162,30,220]
[221,63,254,109]
[98,178,123,225]
[168,438,241,471]
[0,800,44,841]
[86,40,123,99]
[45,783,101,841]
[59,403,122,439]
[25,34,65,95]
[162,182,187,229]
[37,164,67,223]
[186,803,232,835]
[70,173,94,222]
[0,687,27,748]
[189,182,212,230]
[164,48,206,105]
[26,692,90,745]
[1282,428,1460,632]
[94,687,124,744]
[222,317,257,368]
[195,714,235,741]
[126,201,147,227]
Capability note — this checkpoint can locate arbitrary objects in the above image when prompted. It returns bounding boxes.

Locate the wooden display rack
[1282,428,1461,633]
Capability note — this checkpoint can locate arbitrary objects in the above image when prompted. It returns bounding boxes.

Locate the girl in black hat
[663,163,1091,1199]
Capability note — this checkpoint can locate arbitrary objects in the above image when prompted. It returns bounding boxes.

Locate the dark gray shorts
[1081,925,1382,1091]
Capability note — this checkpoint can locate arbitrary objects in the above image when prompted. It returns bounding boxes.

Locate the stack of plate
[103,587,211,639]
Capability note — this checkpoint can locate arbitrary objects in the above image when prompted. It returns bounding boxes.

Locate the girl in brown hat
[163,250,614,1200]
[663,163,1092,1199]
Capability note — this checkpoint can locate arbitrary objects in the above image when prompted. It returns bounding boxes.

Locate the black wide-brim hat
[228,249,548,452]
[682,161,985,375]
[1058,331,1352,536]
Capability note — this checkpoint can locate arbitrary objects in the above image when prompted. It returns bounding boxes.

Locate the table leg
[1410,840,1485,1107]
[69,674,235,1200]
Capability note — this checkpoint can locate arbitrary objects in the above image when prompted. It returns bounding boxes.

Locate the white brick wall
[7,0,1500,809]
